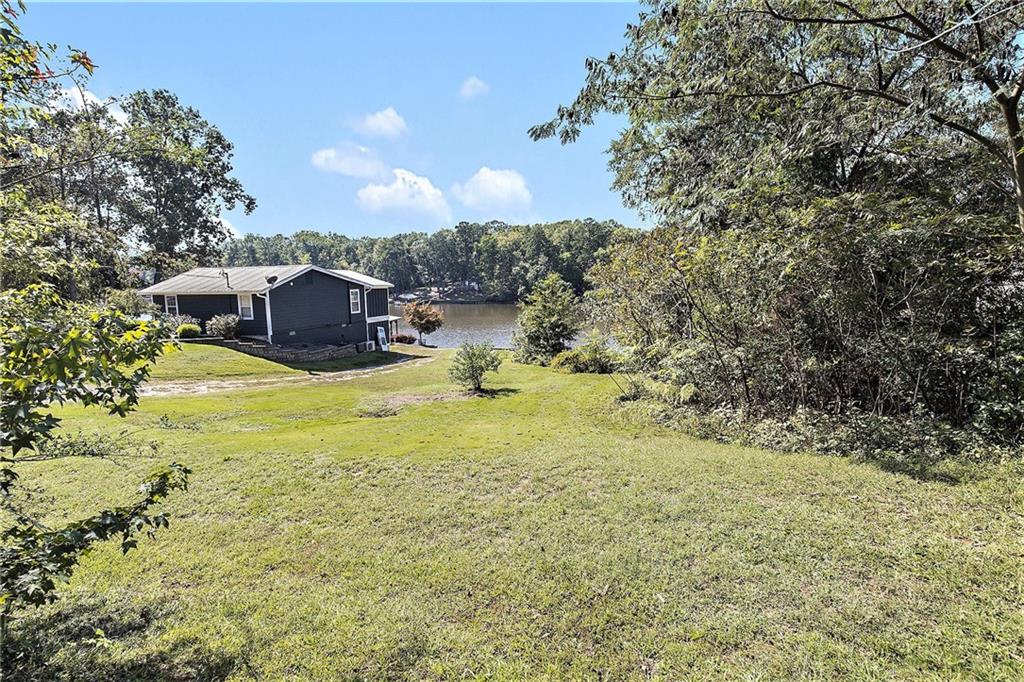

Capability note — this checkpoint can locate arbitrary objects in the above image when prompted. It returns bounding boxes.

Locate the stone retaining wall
[181,337,358,363]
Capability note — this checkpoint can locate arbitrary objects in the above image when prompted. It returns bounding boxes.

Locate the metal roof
[139,266,306,294]
[140,265,393,295]
[331,269,394,289]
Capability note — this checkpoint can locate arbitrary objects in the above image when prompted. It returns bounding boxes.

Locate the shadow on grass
[6,593,242,682]
[854,451,983,485]
[473,387,520,399]
[288,350,420,375]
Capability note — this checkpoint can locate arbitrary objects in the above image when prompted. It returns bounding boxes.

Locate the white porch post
[258,291,273,344]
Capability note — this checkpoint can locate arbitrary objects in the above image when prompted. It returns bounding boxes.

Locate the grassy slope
[145,342,420,381]
[20,346,1024,680]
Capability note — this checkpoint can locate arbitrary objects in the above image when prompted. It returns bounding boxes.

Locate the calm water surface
[391,302,519,348]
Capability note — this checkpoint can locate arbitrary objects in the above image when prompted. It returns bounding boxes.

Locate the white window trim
[349,288,361,314]
[141,294,154,304]
[164,294,178,316]
[237,293,254,320]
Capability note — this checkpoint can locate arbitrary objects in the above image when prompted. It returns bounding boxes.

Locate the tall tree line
[221,219,629,298]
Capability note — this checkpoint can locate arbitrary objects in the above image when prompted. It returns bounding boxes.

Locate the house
[139,265,400,347]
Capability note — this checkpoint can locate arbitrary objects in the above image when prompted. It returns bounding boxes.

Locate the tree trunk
[1002,99,1024,235]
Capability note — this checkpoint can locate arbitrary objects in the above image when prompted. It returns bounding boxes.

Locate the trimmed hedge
[207,314,241,339]
[175,323,201,339]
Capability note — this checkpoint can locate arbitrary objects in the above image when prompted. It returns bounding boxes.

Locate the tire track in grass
[141,355,438,396]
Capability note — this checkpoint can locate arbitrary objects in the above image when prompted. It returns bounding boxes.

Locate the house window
[350,288,361,314]
[141,295,154,305]
[238,293,254,320]
[164,295,178,316]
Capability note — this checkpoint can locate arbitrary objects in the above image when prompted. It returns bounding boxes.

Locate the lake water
[390,302,519,348]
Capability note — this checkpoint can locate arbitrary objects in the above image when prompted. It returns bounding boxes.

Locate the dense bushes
[620,392,1015,482]
[392,333,417,344]
[175,323,201,338]
[207,314,240,339]
[593,199,1024,459]
[550,333,618,374]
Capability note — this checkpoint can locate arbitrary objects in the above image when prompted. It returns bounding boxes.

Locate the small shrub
[550,349,587,373]
[175,323,201,338]
[207,314,241,339]
[163,313,199,331]
[550,333,619,374]
[392,333,417,344]
[449,342,502,392]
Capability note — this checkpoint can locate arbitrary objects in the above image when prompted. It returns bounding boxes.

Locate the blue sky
[26,2,646,237]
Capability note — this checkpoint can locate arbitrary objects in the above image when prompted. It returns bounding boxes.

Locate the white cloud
[357,169,451,222]
[451,167,532,213]
[311,143,388,179]
[54,88,128,125]
[459,76,490,100]
[353,106,408,138]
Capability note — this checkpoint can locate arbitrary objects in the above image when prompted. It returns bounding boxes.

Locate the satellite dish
[265,275,278,284]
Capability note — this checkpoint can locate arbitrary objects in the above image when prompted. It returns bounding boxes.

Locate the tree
[531,0,1023,234]
[448,342,502,392]
[0,3,190,662]
[403,301,444,344]
[512,273,582,365]
[364,236,420,292]
[17,103,133,299]
[121,89,256,280]
[0,285,191,659]
[534,0,1024,453]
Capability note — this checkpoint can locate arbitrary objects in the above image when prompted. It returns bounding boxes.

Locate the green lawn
[146,342,422,381]
[15,346,1024,680]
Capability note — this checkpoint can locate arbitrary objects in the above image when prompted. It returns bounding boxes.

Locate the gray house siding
[268,270,367,345]
[177,294,234,322]
[153,293,266,337]
[366,289,390,318]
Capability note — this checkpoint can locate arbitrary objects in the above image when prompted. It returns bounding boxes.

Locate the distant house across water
[140,265,399,346]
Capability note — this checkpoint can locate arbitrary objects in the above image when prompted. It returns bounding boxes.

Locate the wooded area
[536,0,1024,466]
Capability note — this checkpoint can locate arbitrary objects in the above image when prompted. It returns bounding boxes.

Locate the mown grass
[13,346,1024,680]
[146,342,417,381]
